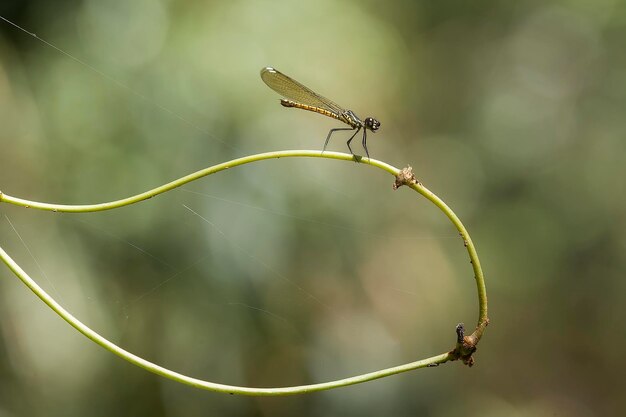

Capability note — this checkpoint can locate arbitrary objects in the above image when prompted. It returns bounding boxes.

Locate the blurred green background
[1,0,625,415]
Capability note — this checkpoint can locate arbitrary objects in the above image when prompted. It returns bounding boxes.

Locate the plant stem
[0,150,488,394]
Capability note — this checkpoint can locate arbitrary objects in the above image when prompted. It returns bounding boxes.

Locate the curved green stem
[0,150,488,395]
[0,151,397,212]
[407,182,489,334]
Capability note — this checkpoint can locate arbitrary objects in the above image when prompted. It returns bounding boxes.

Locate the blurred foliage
[1,0,625,415]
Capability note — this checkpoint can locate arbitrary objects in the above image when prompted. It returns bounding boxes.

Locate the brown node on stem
[393,165,419,190]
[450,323,480,367]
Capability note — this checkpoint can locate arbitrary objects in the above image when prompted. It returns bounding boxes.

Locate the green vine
[0,150,488,395]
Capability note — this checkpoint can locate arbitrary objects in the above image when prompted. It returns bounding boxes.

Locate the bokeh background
[1,0,625,415]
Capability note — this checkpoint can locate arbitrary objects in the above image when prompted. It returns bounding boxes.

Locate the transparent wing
[260,67,345,115]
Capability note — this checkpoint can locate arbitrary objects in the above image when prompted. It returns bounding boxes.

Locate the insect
[260,67,381,158]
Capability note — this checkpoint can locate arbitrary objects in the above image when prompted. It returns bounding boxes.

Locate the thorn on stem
[456,323,465,344]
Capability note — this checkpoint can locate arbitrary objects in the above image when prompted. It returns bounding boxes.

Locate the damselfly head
[365,117,381,132]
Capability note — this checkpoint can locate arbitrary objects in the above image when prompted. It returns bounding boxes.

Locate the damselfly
[260,67,381,158]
